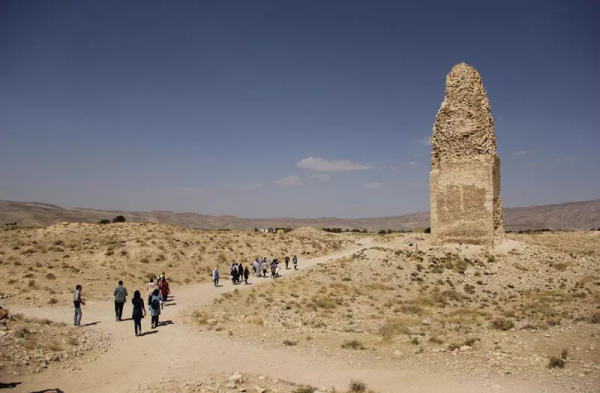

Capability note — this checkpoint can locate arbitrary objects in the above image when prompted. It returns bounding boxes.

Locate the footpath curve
[8,238,561,393]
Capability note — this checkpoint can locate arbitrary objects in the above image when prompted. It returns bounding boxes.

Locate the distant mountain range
[1,199,599,231]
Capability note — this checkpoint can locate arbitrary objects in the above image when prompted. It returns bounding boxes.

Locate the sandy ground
[0,237,575,393]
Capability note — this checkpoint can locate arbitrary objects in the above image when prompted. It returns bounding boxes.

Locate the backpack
[150,296,160,309]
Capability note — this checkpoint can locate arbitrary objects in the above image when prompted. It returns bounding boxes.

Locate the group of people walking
[74,255,301,335]
[212,255,299,287]
[72,271,172,337]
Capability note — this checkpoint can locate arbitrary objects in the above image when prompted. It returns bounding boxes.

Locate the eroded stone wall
[430,63,504,245]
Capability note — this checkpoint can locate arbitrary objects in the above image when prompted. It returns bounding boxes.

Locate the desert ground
[0,223,599,392]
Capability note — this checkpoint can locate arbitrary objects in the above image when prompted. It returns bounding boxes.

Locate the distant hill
[1,199,599,231]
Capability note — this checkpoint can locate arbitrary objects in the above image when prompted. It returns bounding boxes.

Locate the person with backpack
[213,267,220,287]
[149,288,163,328]
[131,290,146,336]
[293,255,298,270]
[114,280,128,321]
[160,277,170,302]
[73,284,85,326]
[253,258,259,276]
[270,260,277,278]
[243,266,250,285]
[285,256,290,270]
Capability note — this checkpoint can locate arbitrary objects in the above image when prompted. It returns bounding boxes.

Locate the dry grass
[0,222,356,304]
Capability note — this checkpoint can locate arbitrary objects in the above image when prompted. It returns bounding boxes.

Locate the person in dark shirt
[131,290,146,336]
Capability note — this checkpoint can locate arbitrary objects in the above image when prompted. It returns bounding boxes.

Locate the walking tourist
[149,288,163,328]
[285,256,290,269]
[114,280,128,321]
[293,255,298,270]
[131,290,146,336]
[160,277,170,302]
[73,284,85,326]
[147,278,156,304]
[237,263,244,281]
[261,258,268,277]
[270,260,277,278]
[243,266,250,285]
[213,267,219,287]
[232,263,239,284]
[253,258,259,276]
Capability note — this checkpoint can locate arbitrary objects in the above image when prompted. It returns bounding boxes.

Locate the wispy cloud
[309,174,331,182]
[408,161,419,166]
[296,157,372,172]
[422,136,432,146]
[364,182,382,189]
[512,151,528,156]
[276,175,302,187]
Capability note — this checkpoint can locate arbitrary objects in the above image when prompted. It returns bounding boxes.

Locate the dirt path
[5,239,564,393]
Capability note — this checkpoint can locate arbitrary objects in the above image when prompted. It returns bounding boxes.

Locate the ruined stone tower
[430,63,504,245]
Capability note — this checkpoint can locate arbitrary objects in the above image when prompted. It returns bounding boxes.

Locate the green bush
[112,215,126,223]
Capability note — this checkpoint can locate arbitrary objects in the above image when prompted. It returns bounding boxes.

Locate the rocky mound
[0,311,108,376]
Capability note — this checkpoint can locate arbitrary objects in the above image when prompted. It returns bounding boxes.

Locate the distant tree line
[322,228,368,233]
[377,229,415,235]
[97,215,126,224]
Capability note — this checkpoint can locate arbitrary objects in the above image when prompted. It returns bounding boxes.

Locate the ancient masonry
[430,63,504,245]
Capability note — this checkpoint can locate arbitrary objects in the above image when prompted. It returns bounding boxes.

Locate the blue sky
[0,1,598,218]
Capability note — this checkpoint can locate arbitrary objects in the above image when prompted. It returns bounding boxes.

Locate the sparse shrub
[377,320,410,341]
[48,297,58,305]
[491,318,514,331]
[341,339,366,350]
[552,263,568,271]
[112,215,126,223]
[191,310,210,325]
[45,341,63,351]
[246,316,264,325]
[561,349,568,359]
[67,336,79,346]
[283,340,298,346]
[293,387,316,393]
[429,336,444,344]
[590,313,600,324]
[97,219,110,225]
[46,273,56,280]
[15,326,31,338]
[548,357,565,369]
[349,381,367,392]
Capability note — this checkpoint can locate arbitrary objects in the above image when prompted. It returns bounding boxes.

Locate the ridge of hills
[1,199,599,231]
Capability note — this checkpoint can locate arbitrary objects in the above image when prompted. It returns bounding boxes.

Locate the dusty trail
[6,239,562,393]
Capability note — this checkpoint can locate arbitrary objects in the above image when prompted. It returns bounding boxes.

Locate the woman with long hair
[131,290,146,336]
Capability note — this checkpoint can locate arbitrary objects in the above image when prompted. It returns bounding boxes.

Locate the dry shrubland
[194,231,600,389]
[0,222,355,304]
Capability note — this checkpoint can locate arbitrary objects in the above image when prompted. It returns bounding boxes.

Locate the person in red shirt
[160,278,170,302]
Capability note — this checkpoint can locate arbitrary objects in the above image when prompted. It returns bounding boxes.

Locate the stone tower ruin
[430,63,504,245]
